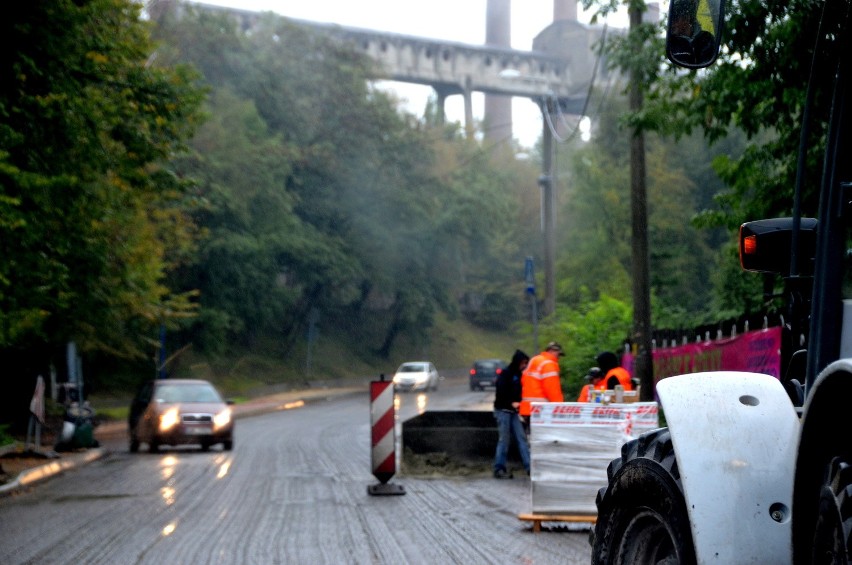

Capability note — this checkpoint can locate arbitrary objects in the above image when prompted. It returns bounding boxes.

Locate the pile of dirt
[400,448,493,478]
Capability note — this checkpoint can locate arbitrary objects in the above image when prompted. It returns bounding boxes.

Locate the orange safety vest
[605,366,633,391]
[577,380,607,402]
[519,351,564,416]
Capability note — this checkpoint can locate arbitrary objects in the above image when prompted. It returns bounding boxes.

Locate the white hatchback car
[392,361,440,392]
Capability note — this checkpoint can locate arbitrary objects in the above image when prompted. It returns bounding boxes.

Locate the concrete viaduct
[311,23,592,139]
[190,1,614,147]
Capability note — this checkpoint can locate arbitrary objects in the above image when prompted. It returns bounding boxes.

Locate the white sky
[190,0,629,148]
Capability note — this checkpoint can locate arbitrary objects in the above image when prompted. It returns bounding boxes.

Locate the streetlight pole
[539,103,556,317]
[525,256,540,353]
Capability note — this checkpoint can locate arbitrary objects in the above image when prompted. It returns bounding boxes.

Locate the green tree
[173,89,307,349]
[644,0,837,318]
[154,6,546,358]
[569,0,771,333]
[557,95,727,329]
[681,0,831,221]
[0,0,204,358]
[538,293,633,399]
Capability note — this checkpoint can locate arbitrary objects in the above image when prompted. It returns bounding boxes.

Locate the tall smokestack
[484,0,512,145]
[553,0,578,22]
[486,0,511,46]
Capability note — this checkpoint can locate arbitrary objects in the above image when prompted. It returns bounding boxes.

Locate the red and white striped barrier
[368,378,405,495]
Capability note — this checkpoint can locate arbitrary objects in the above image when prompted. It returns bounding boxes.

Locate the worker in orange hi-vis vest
[519,341,565,431]
[596,351,634,391]
[577,367,607,402]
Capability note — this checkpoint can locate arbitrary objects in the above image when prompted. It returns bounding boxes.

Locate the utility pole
[539,102,556,317]
[628,0,653,400]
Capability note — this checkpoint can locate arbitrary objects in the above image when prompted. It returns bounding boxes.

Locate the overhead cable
[543,22,610,144]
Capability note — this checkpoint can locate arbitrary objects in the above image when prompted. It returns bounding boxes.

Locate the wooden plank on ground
[518,513,597,533]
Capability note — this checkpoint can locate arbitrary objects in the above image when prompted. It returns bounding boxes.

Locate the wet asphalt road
[0,377,594,564]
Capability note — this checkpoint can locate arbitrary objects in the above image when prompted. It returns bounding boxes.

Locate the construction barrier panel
[368,380,404,495]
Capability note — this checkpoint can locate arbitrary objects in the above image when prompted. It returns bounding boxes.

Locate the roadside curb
[0,448,108,498]
[231,385,366,420]
[0,382,369,497]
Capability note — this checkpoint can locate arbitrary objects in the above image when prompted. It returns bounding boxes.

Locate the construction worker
[577,367,606,402]
[519,341,565,431]
[596,351,633,391]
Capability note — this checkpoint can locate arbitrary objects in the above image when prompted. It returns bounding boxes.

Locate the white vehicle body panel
[657,372,800,565]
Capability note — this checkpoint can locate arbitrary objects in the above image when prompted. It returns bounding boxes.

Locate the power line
[543,22,611,144]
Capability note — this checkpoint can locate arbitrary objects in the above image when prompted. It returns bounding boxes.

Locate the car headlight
[213,408,232,430]
[159,407,180,432]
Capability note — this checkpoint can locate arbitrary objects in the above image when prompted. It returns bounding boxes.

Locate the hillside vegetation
[3,1,788,428]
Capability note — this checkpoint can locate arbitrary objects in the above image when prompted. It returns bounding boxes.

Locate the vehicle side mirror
[666,0,725,68]
[739,218,818,275]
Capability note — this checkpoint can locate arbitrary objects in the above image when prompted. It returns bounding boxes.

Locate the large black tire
[591,428,696,565]
[810,457,852,564]
[793,368,852,564]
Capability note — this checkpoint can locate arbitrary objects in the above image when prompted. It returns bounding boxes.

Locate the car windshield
[156,383,222,403]
[398,364,427,373]
[476,361,500,370]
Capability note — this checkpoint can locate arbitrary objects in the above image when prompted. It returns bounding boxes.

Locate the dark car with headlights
[469,359,506,390]
[128,379,234,453]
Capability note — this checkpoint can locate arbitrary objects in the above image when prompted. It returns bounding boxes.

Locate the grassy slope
[164,313,529,399]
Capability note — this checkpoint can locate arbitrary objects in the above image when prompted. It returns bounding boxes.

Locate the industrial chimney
[553,0,578,22]
[484,0,512,146]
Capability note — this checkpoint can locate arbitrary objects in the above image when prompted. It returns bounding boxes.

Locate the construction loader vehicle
[590,0,852,562]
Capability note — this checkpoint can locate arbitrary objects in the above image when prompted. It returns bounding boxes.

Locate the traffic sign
[525,256,536,294]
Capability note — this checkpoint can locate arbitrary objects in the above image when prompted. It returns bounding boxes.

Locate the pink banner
[623,326,782,384]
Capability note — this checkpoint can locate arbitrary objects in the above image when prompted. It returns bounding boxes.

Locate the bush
[0,424,12,447]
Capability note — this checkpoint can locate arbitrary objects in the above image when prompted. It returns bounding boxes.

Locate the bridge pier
[463,79,474,140]
[434,89,448,125]
[190,3,604,148]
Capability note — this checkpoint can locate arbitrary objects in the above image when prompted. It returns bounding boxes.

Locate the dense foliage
[4,0,791,409]
[557,97,727,325]
[151,6,542,361]
[680,0,842,318]
[0,1,204,359]
[578,0,836,325]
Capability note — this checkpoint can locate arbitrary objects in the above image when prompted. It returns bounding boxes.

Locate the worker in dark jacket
[493,350,531,478]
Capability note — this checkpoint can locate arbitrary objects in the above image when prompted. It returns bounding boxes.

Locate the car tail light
[470,369,476,375]
[496,368,502,375]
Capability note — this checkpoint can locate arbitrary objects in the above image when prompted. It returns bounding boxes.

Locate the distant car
[469,359,506,390]
[392,362,440,392]
[128,379,234,453]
